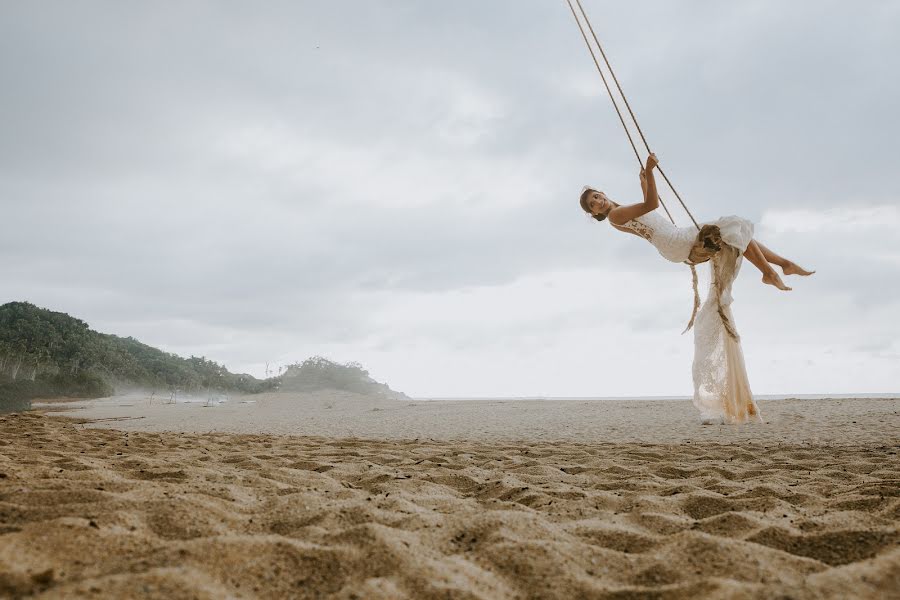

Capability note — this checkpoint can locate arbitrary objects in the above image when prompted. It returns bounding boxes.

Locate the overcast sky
[2,1,898,397]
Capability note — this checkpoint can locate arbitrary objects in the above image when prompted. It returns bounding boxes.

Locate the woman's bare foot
[783,261,815,276]
[762,271,792,291]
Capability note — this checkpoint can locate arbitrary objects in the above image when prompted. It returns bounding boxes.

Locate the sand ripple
[1,413,898,599]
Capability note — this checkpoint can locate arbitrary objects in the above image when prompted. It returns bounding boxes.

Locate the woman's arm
[608,153,660,225]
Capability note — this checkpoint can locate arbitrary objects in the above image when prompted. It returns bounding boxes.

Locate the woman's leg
[744,240,791,290]
[754,240,815,276]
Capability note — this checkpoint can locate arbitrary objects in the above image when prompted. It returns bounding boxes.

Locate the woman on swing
[580,153,813,290]
[579,153,813,425]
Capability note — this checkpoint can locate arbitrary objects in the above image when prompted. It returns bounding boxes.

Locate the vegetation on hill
[278,356,407,399]
[0,302,273,411]
[0,302,406,412]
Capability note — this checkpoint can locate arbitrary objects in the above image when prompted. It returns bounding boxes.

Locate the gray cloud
[1,1,898,395]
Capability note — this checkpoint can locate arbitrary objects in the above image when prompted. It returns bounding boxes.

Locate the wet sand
[1,394,898,598]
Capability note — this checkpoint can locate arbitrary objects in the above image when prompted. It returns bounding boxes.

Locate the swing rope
[565,0,715,334]
[564,0,700,231]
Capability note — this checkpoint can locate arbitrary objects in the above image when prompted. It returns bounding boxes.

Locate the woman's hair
[579,187,607,222]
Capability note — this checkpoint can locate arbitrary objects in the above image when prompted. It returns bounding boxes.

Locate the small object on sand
[31,569,54,585]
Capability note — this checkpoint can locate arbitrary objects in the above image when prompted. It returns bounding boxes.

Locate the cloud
[761,205,900,234]
[1,1,898,395]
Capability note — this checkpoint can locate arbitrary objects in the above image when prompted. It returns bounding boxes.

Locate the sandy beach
[1,394,898,598]
[43,392,900,446]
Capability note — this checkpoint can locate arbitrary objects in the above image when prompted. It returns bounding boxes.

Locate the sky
[2,1,898,397]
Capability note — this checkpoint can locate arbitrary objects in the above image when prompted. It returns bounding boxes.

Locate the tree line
[0,302,405,412]
[0,302,275,410]
[278,355,405,398]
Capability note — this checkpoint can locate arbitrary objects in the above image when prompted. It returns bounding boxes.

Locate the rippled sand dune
[1,408,898,599]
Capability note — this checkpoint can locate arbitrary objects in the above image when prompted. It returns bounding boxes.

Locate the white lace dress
[614,211,762,424]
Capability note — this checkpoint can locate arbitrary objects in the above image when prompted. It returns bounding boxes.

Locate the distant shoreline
[46,392,900,447]
[413,393,900,402]
[29,391,900,408]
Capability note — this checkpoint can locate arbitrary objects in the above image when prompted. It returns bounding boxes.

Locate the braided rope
[573,0,700,229]
[565,0,716,333]
[563,0,676,224]
[564,0,702,230]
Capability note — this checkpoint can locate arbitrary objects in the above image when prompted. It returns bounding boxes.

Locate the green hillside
[0,302,407,413]
[0,302,274,411]
[278,356,407,399]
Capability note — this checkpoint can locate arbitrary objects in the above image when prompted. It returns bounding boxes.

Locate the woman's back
[613,210,698,263]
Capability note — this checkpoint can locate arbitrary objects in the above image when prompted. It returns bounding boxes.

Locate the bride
[579,153,814,424]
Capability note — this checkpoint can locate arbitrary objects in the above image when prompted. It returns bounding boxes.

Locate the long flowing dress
[612,210,762,424]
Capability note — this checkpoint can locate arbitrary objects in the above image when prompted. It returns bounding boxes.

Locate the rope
[564,0,700,230]
[565,0,712,332]
[562,0,642,166]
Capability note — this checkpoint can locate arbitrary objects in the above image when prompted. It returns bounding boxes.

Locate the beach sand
[1,394,898,598]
